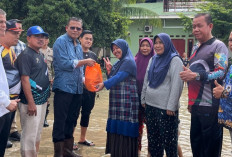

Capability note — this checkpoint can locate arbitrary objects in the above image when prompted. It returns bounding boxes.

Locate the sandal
[73,142,79,150]
[78,140,95,146]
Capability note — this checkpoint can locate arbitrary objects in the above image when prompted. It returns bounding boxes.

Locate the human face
[3,31,20,47]
[80,34,93,51]
[192,16,213,44]
[228,32,232,52]
[0,14,6,36]
[16,23,23,36]
[27,34,45,52]
[140,40,151,56]
[112,44,123,59]
[154,37,164,56]
[66,20,82,40]
[43,38,49,48]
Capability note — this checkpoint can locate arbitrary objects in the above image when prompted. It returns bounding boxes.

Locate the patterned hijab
[148,33,178,88]
[135,38,154,93]
[110,39,136,77]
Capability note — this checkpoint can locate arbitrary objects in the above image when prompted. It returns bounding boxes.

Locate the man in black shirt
[16,26,50,157]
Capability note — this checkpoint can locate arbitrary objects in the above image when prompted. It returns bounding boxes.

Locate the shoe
[64,138,82,157]
[73,142,79,150]
[6,140,13,148]
[9,131,21,141]
[43,104,49,127]
[43,119,49,127]
[78,140,95,146]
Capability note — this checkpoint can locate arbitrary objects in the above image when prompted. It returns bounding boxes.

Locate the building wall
[127,18,194,57]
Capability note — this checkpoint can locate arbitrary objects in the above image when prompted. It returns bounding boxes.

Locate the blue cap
[27,26,48,36]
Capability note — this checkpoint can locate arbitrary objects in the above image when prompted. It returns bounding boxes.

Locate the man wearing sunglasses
[52,17,95,157]
[15,26,50,157]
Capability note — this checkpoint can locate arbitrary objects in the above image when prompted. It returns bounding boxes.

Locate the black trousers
[190,106,223,157]
[146,105,178,157]
[75,88,96,127]
[52,90,82,143]
[0,112,12,157]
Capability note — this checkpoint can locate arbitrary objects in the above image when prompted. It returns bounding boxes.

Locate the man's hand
[6,99,20,112]
[27,102,37,116]
[213,80,224,99]
[103,57,112,74]
[180,66,197,82]
[86,58,96,67]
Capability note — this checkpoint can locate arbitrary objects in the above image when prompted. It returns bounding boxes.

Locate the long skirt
[105,133,138,157]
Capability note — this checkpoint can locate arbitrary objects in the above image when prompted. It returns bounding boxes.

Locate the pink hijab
[135,37,154,94]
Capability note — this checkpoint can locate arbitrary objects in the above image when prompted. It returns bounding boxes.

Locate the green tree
[198,1,232,43]
[0,0,131,48]
[178,0,232,43]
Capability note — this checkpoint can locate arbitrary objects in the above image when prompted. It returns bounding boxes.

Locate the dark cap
[6,20,24,32]
[27,26,48,36]
[8,19,22,23]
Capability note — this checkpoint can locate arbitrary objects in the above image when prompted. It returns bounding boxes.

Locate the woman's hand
[103,57,112,74]
[95,83,104,92]
[167,110,175,116]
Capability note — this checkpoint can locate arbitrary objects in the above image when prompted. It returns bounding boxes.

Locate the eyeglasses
[31,34,46,39]
[70,27,82,31]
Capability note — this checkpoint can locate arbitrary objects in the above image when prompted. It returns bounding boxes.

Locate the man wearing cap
[0,9,19,157]
[6,19,25,146]
[52,17,95,157]
[15,26,50,157]
[11,19,26,57]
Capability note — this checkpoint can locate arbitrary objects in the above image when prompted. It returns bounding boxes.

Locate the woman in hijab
[135,37,154,153]
[141,33,183,157]
[96,39,139,157]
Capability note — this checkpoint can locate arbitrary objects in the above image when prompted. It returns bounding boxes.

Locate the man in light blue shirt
[52,17,95,157]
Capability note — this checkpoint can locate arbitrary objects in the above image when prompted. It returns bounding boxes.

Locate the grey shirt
[141,56,183,111]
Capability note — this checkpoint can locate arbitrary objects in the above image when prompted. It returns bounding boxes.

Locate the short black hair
[194,13,212,25]
[67,17,83,26]
[79,30,93,38]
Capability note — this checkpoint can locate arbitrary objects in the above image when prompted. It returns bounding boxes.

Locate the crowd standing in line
[180,13,228,157]
[1,7,232,157]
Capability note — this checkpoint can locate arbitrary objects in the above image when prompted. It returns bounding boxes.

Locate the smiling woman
[95,39,139,157]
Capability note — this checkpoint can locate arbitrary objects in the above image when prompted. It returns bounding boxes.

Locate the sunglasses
[70,27,82,31]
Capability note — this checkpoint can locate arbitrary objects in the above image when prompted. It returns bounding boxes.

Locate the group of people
[0,6,231,157]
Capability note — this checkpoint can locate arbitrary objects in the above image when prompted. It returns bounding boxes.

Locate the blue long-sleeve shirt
[52,33,84,94]
[104,71,129,89]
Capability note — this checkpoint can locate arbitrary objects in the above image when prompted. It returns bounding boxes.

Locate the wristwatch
[195,72,200,81]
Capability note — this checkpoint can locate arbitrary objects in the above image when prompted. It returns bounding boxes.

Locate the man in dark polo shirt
[16,26,50,157]
[180,13,228,157]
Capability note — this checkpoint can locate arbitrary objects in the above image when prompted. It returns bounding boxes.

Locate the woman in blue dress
[96,39,139,157]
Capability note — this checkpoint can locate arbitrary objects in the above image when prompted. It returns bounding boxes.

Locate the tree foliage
[0,0,132,48]
[198,0,232,43]
[178,0,232,43]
